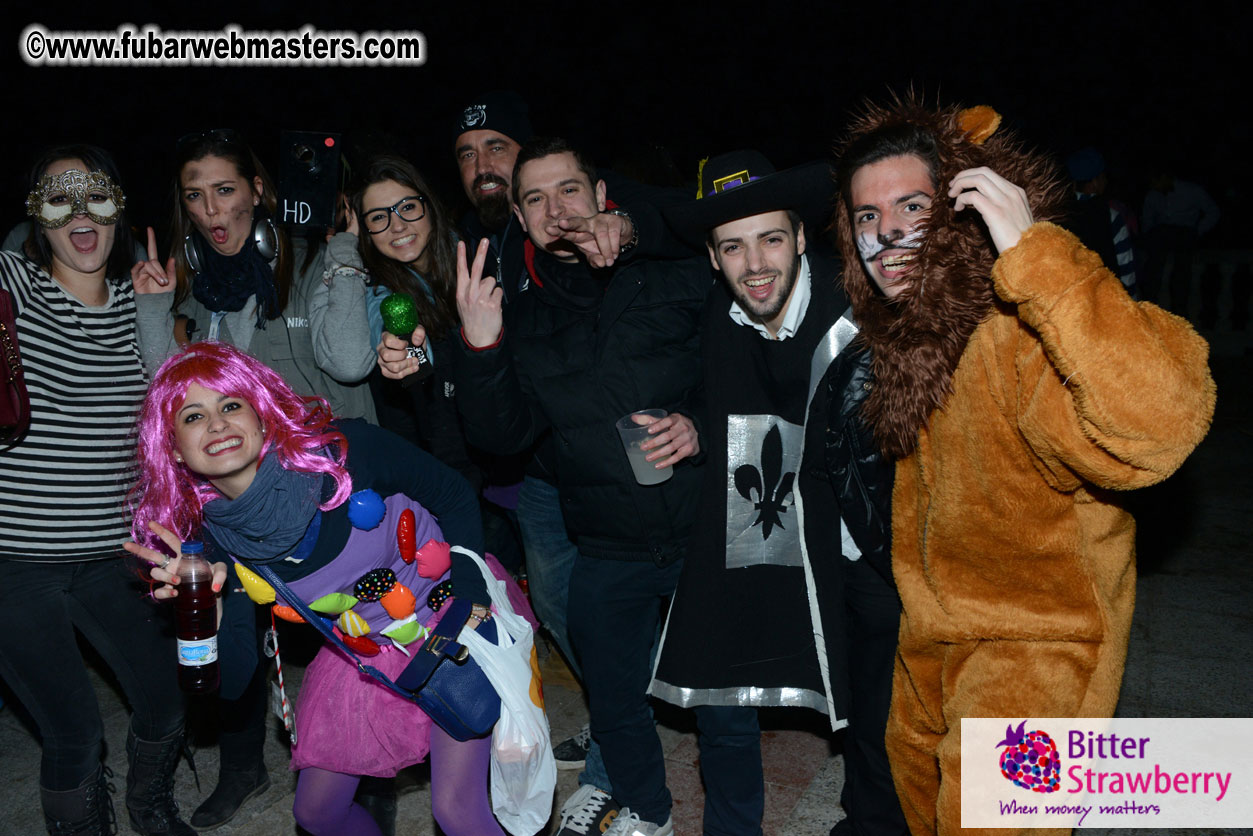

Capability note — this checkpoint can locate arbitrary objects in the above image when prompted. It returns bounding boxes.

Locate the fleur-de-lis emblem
[733,424,796,540]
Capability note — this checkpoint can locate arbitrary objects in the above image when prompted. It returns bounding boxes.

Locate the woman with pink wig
[126,341,508,836]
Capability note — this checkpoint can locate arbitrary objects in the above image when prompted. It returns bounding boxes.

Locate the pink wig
[129,342,352,549]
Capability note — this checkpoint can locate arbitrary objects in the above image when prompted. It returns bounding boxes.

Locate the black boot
[188,727,270,831]
[125,728,195,836]
[192,659,270,831]
[355,776,397,836]
[41,764,118,836]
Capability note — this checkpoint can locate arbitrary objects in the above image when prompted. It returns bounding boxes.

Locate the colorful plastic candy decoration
[415,539,452,579]
[397,509,417,564]
[272,604,306,624]
[380,582,416,620]
[309,592,358,615]
[354,568,397,602]
[234,563,276,604]
[336,610,371,637]
[346,489,386,531]
[382,615,430,646]
[342,634,380,656]
[426,580,454,612]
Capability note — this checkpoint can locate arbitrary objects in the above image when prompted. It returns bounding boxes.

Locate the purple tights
[292,726,503,836]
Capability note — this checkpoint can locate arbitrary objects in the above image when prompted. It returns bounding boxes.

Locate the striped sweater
[0,252,148,560]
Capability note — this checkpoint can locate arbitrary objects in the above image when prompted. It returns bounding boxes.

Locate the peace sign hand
[455,238,504,348]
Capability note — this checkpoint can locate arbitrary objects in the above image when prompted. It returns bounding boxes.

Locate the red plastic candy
[342,634,380,656]
[397,509,417,564]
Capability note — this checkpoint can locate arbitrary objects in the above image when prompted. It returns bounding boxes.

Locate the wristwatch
[605,208,638,253]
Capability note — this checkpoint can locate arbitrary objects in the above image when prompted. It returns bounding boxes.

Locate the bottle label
[177,636,219,666]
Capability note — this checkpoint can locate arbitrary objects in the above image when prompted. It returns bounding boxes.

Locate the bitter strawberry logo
[996,720,1061,793]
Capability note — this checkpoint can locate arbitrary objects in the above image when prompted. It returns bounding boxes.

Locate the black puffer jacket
[824,340,895,586]
[452,246,711,564]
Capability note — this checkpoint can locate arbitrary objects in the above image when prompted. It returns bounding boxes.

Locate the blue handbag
[250,562,501,741]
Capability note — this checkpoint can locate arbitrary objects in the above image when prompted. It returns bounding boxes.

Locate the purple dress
[284,494,449,776]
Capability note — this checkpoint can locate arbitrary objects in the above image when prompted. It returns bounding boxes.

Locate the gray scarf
[202,453,322,562]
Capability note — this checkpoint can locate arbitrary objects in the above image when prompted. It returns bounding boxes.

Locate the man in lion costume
[831,98,1216,835]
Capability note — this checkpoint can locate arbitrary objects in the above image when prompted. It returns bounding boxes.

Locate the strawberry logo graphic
[995,720,1061,793]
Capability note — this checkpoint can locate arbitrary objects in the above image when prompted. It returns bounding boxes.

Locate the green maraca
[379,292,432,382]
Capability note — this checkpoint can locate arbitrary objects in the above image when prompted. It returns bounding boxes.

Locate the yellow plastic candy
[337,609,370,637]
[234,563,275,605]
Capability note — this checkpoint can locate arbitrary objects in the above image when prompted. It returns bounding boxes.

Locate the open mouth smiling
[879,253,917,270]
[205,437,242,455]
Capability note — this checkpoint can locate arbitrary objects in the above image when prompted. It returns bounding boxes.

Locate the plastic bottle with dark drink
[174,541,220,693]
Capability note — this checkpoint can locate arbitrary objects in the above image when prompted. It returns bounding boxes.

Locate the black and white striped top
[0,251,148,560]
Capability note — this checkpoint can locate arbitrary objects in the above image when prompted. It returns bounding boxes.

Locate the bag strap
[248,561,471,702]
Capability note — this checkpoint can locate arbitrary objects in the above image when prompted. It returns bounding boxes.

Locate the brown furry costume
[834,100,1217,836]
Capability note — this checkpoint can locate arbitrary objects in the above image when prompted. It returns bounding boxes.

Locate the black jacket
[452,246,711,563]
[823,340,894,585]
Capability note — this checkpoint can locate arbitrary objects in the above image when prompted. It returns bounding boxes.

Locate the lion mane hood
[833,98,1068,459]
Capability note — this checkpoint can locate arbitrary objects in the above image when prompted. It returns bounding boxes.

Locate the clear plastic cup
[616,409,673,485]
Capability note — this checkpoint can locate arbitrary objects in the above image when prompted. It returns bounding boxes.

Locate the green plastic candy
[308,592,358,615]
[379,293,418,337]
[382,616,429,646]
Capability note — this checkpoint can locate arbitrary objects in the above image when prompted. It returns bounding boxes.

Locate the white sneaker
[602,806,673,836]
[557,784,619,836]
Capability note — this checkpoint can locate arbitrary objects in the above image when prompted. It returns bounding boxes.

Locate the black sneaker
[557,784,618,836]
[553,724,592,770]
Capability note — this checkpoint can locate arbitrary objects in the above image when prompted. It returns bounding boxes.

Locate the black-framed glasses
[364,195,426,234]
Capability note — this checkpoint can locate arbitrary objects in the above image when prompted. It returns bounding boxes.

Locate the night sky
[4,1,1248,242]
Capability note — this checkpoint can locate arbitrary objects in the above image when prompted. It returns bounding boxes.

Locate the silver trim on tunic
[649,678,845,725]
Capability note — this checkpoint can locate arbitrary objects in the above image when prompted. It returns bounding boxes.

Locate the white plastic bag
[454,547,556,836]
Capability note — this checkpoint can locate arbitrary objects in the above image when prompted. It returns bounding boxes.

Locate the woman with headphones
[133,128,375,421]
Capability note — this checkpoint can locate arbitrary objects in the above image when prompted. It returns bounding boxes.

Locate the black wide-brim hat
[665,150,835,247]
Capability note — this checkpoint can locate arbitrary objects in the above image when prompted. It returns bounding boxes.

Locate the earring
[175,454,183,463]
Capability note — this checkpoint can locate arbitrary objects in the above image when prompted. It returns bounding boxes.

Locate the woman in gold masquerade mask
[0,145,194,835]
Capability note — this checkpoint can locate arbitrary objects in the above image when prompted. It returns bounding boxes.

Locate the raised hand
[949,167,1035,254]
[344,204,360,238]
[455,238,504,348]
[636,411,700,468]
[130,226,175,295]
[551,211,634,268]
[123,521,227,601]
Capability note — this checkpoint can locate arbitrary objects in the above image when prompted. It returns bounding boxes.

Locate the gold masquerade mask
[25,169,127,229]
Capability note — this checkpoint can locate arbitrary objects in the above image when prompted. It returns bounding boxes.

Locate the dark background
[3,1,1248,243]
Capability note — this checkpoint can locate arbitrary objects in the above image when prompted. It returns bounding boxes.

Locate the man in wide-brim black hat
[651,150,908,836]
